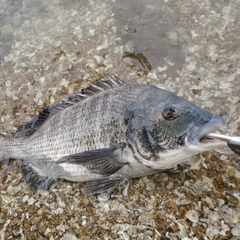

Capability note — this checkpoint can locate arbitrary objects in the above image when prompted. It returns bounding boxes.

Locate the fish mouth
[185,117,226,150]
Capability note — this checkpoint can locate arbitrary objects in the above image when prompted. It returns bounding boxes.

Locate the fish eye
[162,107,178,121]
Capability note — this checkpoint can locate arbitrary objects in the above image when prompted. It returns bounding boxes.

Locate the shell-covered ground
[0,0,239,239]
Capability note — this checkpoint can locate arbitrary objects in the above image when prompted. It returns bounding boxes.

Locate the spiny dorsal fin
[15,75,127,137]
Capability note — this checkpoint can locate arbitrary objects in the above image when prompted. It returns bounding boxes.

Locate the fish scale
[0,76,227,195]
[23,86,139,158]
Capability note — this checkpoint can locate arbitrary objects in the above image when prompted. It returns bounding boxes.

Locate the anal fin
[83,179,122,195]
[21,163,55,190]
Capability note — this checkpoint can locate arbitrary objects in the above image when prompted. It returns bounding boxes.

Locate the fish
[0,75,226,195]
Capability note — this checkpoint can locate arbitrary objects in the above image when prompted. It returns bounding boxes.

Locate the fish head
[126,86,226,169]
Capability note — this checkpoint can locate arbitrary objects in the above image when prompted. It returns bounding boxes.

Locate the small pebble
[186,210,199,223]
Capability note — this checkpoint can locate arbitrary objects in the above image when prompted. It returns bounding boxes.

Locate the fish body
[0,76,226,194]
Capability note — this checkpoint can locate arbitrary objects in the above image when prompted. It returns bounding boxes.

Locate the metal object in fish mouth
[0,75,227,195]
[206,133,240,156]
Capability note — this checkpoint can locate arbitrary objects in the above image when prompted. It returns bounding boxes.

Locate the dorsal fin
[15,75,127,137]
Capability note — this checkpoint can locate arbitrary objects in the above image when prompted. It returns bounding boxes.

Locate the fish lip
[186,117,226,147]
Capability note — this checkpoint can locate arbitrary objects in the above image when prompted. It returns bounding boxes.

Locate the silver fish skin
[0,76,226,195]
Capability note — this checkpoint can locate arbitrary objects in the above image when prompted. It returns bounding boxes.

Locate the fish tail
[0,133,56,190]
[0,134,20,178]
[0,133,24,162]
[0,134,10,163]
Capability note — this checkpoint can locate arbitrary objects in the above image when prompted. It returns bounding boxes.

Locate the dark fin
[57,147,128,176]
[0,159,22,178]
[83,178,122,195]
[16,75,127,137]
[0,157,10,165]
[21,163,55,190]
[104,74,127,87]
[16,109,51,137]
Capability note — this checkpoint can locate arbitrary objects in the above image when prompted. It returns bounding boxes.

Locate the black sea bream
[0,76,226,195]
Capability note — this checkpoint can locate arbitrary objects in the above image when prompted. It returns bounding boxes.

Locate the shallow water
[0,0,240,239]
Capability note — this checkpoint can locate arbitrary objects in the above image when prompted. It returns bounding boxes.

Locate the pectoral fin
[57,147,128,176]
[83,178,123,195]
